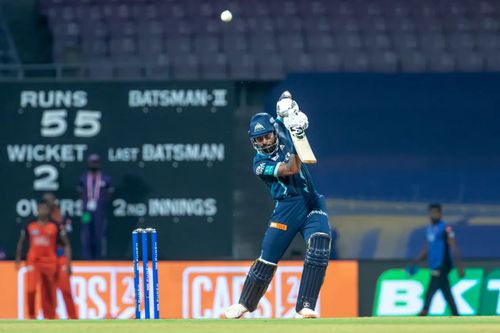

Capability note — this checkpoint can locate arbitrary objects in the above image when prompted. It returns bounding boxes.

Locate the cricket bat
[289,128,317,164]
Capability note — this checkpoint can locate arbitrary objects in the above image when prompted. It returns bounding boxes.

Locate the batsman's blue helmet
[248,113,279,154]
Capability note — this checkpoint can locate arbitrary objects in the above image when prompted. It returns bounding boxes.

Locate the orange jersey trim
[270,222,287,231]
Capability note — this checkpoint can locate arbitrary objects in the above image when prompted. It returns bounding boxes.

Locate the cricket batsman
[225,91,331,319]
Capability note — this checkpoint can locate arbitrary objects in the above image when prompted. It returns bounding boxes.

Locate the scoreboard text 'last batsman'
[108,144,225,162]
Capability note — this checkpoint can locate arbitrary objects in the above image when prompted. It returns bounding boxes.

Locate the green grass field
[1,317,500,333]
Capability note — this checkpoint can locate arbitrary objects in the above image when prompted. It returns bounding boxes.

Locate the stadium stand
[29,0,500,79]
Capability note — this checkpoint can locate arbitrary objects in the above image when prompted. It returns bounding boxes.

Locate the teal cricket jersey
[252,117,319,201]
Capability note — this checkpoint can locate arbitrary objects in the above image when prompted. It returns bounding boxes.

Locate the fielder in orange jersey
[15,199,72,320]
[43,192,77,319]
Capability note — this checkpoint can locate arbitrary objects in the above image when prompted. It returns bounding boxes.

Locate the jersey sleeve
[275,117,296,154]
[253,157,282,178]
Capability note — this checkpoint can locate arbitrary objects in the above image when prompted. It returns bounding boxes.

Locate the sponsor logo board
[373,268,487,316]
[0,261,357,319]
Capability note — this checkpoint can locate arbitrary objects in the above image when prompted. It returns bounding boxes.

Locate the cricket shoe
[294,308,319,319]
[224,303,248,319]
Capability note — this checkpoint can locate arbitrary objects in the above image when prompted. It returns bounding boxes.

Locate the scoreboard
[0,81,234,259]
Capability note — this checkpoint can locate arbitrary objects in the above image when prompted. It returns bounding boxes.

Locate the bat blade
[289,131,317,164]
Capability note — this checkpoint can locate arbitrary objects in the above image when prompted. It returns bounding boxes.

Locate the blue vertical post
[151,229,159,319]
[141,230,150,319]
[132,230,141,319]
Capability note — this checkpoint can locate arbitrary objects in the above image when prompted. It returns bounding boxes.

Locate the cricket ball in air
[220,10,232,23]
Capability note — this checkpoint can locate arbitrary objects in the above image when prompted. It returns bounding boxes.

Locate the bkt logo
[182,266,318,319]
[373,268,500,316]
[17,265,142,319]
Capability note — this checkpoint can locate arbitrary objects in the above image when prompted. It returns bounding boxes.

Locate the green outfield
[1,317,500,333]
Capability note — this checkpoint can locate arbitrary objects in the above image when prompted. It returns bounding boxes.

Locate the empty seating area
[39,0,500,79]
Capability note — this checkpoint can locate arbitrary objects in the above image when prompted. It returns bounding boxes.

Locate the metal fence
[0,62,174,80]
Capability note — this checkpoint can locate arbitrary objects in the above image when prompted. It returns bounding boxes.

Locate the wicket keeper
[225,92,331,319]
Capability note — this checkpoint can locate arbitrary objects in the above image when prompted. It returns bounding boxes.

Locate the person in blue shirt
[225,92,331,319]
[414,203,464,316]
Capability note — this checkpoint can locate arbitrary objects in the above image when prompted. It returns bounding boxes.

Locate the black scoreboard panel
[0,81,234,259]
